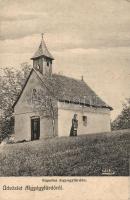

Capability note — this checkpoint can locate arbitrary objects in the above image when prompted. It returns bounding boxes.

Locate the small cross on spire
[81,75,84,81]
[41,33,45,40]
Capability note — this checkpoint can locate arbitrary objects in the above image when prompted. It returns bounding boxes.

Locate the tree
[111,98,130,130]
[0,62,31,140]
[32,89,58,137]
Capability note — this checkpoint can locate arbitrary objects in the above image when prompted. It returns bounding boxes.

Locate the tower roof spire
[41,32,44,40]
[31,33,54,60]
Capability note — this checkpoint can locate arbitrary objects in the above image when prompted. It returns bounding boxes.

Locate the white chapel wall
[14,71,57,141]
[15,112,56,141]
[58,102,111,137]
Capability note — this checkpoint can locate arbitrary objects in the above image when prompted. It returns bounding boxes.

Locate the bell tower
[31,34,54,76]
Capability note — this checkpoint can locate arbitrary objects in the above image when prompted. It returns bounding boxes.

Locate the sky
[0,0,130,120]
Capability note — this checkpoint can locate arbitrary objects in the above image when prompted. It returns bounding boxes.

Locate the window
[82,116,87,126]
[47,61,49,66]
[32,88,37,94]
[32,89,37,102]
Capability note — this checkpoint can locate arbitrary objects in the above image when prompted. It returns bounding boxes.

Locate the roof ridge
[52,73,85,83]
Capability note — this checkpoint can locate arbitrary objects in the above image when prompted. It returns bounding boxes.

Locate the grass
[0,130,129,176]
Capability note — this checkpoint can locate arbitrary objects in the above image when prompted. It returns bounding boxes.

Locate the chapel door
[31,118,40,140]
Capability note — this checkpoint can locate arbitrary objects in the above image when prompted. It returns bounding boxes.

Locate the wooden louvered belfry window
[47,61,49,66]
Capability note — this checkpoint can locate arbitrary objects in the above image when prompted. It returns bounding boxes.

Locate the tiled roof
[13,69,113,110]
[36,70,113,110]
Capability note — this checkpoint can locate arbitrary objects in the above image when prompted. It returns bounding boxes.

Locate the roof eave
[58,99,113,111]
[12,68,34,109]
[31,55,54,60]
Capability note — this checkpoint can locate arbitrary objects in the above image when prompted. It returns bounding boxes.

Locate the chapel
[13,35,112,141]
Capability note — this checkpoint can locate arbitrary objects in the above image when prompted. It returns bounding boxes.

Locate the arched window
[32,89,37,102]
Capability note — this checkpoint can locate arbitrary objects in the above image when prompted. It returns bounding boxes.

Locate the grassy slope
[0,130,129,176]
